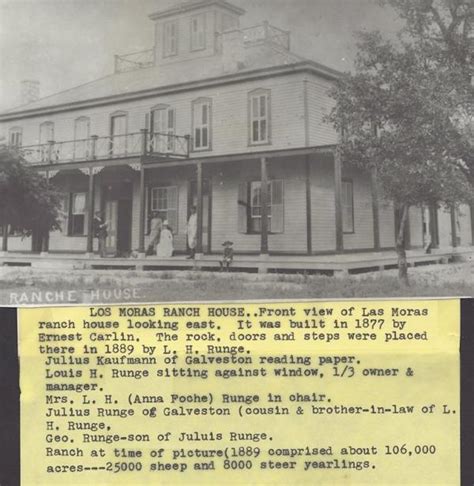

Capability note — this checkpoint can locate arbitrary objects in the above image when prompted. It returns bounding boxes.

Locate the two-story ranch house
[1,0,472,267]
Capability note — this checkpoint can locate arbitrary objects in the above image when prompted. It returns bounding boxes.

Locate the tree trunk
[2,225,8,252]
[396,205,409,286]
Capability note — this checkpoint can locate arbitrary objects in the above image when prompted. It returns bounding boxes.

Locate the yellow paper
[19,300,459,485]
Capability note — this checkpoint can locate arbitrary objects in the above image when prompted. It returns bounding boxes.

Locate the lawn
[0,262,472,305]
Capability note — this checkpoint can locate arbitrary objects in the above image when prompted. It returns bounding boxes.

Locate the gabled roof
[149,0,245,21]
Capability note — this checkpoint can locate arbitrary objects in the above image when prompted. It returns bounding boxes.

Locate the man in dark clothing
[93,211,108,257]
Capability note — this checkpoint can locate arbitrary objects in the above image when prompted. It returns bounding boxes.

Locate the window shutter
[270,180,284,233]
[61,194,70,235]
[167,186,178,233]
[238,182,248,234]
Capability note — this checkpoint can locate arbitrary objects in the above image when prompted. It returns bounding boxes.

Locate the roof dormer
[149,0,244,65]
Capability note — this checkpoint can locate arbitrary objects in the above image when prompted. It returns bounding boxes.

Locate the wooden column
[1,225,8,252]
[86,168,95,254]
[137,128,149,257]
[260,157,269,255]
[450,205,458,248]
[138,163,146,255]
[305,155,312,255]
[370,168,381,251]
[196,162,203,255]
[334,149,344,252]
[41,171,51,254]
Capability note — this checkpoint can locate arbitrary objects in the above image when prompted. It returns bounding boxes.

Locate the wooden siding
[0,73,308,159]
[306,78,337,146]
[458,204,473,246]
[408,206,423,248]
[309,155,336,252]
[210,157,307,253]
[378,200,395,248]
[342,166,374,250]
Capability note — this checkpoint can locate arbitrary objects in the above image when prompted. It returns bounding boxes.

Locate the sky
[0,0,400,111]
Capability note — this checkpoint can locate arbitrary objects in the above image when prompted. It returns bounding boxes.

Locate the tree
[380,0,474,166]
[0,147,61,252]
[328,31,472,284]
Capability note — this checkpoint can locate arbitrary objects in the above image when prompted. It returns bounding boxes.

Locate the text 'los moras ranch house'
[1,0,472,258]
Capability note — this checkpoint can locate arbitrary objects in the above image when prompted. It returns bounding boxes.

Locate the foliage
[327,1,474,283]
[0,147,62,237]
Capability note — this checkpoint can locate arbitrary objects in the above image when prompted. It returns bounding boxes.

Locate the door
[188,179,211,253]
[151,107,175,153]
[104,200,118,256]
[110,114,127,156]
[117,200,132,256]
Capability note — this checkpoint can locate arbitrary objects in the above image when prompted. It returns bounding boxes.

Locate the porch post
[305,155,312,255]
[260,157,269,255]
[1,225,8,253]
[41,170,50,256]
[370,168,381,251]
[86,168,95,255]
[334,148,344,252]
[196,162,204,256]
[138,129,148,258]
[138,163,146,257]
[450,205,458,248]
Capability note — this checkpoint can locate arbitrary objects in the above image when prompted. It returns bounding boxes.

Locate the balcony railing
[114,49,155,74]
[18,131,190,166]
[241,22,290,51]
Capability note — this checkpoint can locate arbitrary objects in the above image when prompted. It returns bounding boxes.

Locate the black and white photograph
[0,0,473,303]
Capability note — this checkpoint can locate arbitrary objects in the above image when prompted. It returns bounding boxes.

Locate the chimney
[21,80,40,105]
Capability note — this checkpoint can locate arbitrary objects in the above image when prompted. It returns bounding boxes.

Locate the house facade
[1,0,472,258]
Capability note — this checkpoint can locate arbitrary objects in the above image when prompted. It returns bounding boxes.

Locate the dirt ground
[0,261,472,305]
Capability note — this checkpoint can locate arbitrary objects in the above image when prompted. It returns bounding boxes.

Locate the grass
[0,262,472,304]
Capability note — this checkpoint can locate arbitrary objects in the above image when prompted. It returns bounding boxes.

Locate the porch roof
[33,145,337,173]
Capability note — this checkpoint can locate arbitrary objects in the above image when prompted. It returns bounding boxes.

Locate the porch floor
[1,247,472,275]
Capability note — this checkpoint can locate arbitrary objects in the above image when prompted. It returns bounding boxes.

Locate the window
[192,98,211,150]
[69,192,86,235]
[9,127,22,147]
[342,180,354,233]
[151,105,175,153]
[249,90,270,145]
[74,117,90,160]
[190,14,206,50]
[39,121,54,162]
[39,121,54,144]
[163,21,178,57]
[110,113,127,156]
[149,186,178,232]
[238,180,284,234]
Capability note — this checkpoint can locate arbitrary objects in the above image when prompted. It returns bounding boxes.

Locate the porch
[1,247,471,275]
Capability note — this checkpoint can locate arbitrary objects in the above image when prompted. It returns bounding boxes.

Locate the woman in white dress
[156,220,174,258]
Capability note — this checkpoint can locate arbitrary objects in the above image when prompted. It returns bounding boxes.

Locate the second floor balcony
[17,131,191,166]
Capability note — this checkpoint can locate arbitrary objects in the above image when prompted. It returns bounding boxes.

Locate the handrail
[16,131,190,165]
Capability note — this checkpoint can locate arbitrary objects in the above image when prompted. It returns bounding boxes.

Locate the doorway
[102,181,133,257]
[188,179,211,253]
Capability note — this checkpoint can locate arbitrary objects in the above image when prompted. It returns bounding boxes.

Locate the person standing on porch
[147,212,162,255]
[186,206,197,259]
[93,211,108,258]
[156,221,173,258]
